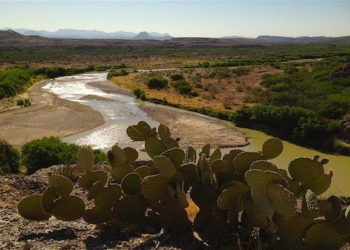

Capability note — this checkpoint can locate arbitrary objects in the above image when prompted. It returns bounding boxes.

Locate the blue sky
[0,1,349,38]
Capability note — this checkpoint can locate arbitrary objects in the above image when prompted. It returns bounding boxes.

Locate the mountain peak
[134,31,153,40]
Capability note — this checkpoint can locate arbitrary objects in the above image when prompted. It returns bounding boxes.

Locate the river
[43,72,350,197]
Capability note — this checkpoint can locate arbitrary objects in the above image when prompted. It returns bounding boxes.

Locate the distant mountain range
[1,28,350,45]
[2,28,173,40]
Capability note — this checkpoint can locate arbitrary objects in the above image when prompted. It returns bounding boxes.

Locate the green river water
[235,127,350,197]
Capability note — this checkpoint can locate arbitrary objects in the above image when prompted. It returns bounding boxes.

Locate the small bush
[232,67,251,76]
[133,88,146,100]
[17,98,31,107]
[146,77,168,89]
[171,80,192,95]
[21,137,106,174]
[170,74,184,81]
[0,139,20,174]
[107,69,128,79]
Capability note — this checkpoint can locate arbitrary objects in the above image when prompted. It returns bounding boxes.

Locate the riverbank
[0,78,248,150]
[0,80,105,149]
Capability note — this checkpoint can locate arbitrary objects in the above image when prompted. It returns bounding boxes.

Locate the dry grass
[112,66,282,112]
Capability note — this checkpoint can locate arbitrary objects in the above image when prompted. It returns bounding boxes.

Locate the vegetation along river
[43,73,350,197]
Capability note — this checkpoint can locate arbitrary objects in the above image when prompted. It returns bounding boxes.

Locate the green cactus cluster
[17,120,350,249]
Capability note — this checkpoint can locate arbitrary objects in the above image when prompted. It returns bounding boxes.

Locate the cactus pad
[178,163,198,184]
[110,163,134,183]
[145,137,167,158]
[52,196,85,221]
[268,183,297,218]
[211,159,228,173]
[18,195,52,221]
[302,189,320,219]
[246,169,286,189]
[210,148,221,161]
[141,174,171,201]
[200,144,211,157]
[83,206,111,224]
[324,196,343,222]
[108,144,127,167]
[305,221,346,249]
[250,160,279,172]
[276,213,313,244]
[126,121,154,141]
[121,172,141,195]
[94,184,122,210]
[78,171,107,190]
[153,155,176,178]
[162,148,185,168]
[123,147,138,164]
[48,174,73,197]
[217,182,250,210]
[77,147,94,172]
[134,166,151,178]
[87,180,104,200]
[246,169,286,217]
[42,186,58,213]
[233,152,264,176]
[117,194,148,223]
[223,149,243,168]
[176,181,189,208]
[262,138,283,159]
[334,206,350,235]
[158,123,171,144]
[303,173,331,196]
[288,157,324,182]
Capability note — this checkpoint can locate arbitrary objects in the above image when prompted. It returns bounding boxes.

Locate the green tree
[0,139,20,173]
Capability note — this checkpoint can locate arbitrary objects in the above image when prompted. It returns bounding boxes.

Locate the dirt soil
[0,78,248,150]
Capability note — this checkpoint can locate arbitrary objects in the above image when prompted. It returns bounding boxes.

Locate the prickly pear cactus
[17,120,349,250]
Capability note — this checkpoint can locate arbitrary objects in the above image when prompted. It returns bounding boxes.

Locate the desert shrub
[94,65,110,72]
[21,137,106,174]
[0,139,20,174]
[201,61,210,68]
[170,74,184,81]
[269,82,289,92]
[107,69,128,79]
[284,65,298,74]
[232,67,251,76]
[133,88,146,100]
[16,98,31,107]
[145,77,168,89]
[260,73,291,88]
[171,80,192,95]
